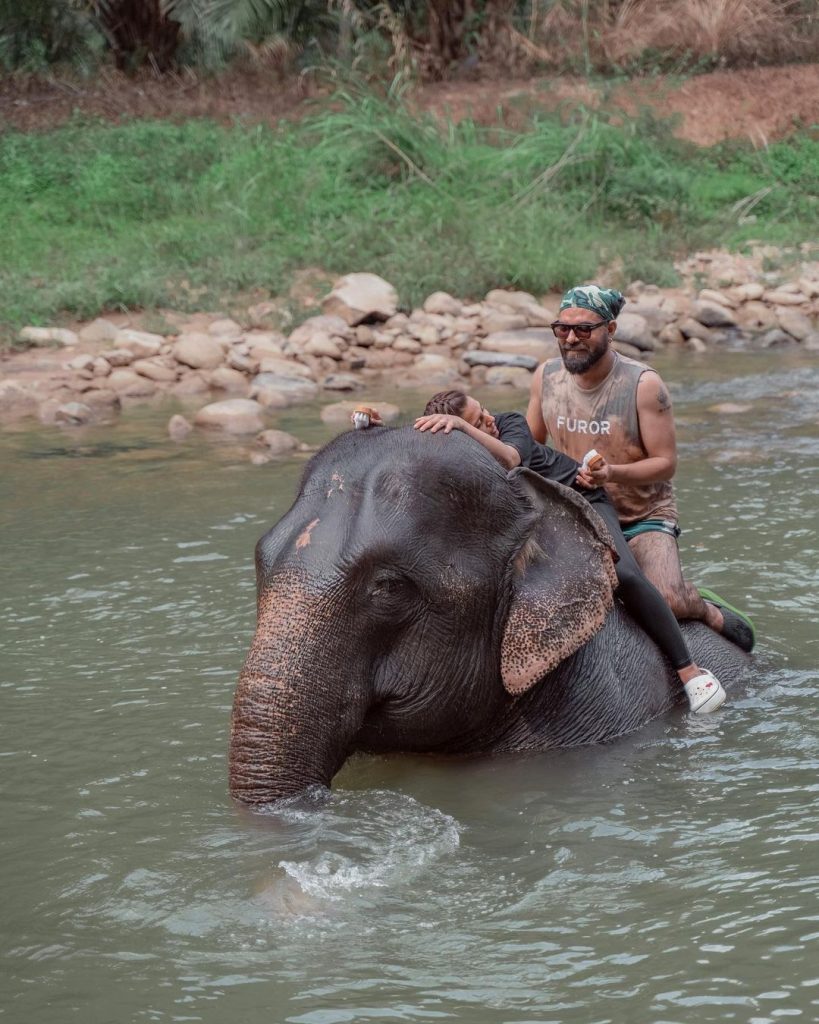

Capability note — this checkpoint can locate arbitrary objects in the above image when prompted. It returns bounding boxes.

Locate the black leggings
[591,498,693,671]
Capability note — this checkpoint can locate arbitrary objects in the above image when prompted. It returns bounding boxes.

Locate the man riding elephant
[526,284,755,652]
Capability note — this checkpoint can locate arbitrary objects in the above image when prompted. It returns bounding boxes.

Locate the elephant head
[229,426,618,806]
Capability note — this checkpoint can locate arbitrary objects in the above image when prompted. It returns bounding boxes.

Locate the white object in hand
[352,411,371,430]
[581,448,601,470]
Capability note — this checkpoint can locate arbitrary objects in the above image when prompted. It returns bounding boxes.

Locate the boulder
[763,291,807,306]
[393,336,423,354]
[692,301,738,328]
[322,374,362,391]
[613,312,654,351]
[482,312,528,334]
[775,307,814,342]
[478,329,558,362]
[19,326,79,347]
[255,429,301,457]
[256,358,315,380]
[520,304,557,328]
[304,333,344,359]
[734,282,765,301]
[736,301,777,331]
[79,318,119,344]
[171,373,210,396]
[413,353,459,373]
[82,388,120,413]
[207,367,250,393]
[194,398,265,435]
[625,303,675,332]
[91,357,111,377]
[698,288,736,308]
[226,351,257,374]
[320,273,398,326]
[107,369,158,397]
[484,366,533,389]
[65,354,96,373]
[756,328,798,348]
[132,358,178,383]
[658,324,685,347]
[423,292,462,316]
[114,329,163,358]
[172,333,225,370]
[99,348,135,367]
[208,318,243,338]
[246,331,287,356]
[484,289,538,310]
[249,372,319,407]
[416,325,441,347]
[168,414,193,441]
[0,381,37,422]
[802,331,819,351]
[462,350,538,370]
[677,318,719,345]
[55,402,93,425]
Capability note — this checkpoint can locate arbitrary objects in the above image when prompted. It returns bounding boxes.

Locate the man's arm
[526,364,548,443]
[414,414,521,470]
[577,372,677,487]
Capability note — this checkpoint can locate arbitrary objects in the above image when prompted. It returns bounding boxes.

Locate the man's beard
[560,340,608,375]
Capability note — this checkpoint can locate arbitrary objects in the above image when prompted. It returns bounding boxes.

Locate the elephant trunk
[229,574,363,805]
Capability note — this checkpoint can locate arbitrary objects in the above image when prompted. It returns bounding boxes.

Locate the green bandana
[559,285,625,321]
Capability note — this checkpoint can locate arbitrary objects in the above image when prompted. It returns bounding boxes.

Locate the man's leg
[626,531,724,632]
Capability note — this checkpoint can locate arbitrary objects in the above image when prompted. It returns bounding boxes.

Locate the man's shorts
[620,518,681,542]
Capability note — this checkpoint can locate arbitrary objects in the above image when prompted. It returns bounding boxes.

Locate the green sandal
[698,587,756,653]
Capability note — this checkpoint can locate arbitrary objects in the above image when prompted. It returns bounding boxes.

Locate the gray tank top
[540,353,677,525]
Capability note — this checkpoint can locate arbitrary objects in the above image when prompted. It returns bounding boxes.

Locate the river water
[2,349,818,1024]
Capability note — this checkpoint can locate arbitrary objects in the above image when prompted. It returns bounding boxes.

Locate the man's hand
[414,414,466,434]
[576,454,611,488]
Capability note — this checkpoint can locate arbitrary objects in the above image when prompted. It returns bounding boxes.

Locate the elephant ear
[500,467,619,696]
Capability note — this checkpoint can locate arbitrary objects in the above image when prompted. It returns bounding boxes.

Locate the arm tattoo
[657,387,671,413]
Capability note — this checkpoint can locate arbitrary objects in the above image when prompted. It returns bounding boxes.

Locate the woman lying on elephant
[412,390,727,715]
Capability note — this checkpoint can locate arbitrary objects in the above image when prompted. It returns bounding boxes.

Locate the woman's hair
[422,390,468,416]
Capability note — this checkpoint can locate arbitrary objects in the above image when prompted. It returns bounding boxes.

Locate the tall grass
[1,89,817,338]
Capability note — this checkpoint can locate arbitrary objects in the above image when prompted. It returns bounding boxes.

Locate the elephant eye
[369,570,414,601]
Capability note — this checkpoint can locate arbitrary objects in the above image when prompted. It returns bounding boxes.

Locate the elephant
[229,425,750,806]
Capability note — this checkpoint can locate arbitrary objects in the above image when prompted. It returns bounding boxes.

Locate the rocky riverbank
[2,245,817,457]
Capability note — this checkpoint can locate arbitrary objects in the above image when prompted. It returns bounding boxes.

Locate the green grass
[1,88,817,344]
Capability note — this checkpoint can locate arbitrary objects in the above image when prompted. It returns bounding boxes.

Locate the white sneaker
[683,670,726,714]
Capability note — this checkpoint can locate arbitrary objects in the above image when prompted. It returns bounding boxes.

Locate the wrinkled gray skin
[230,426,749,805]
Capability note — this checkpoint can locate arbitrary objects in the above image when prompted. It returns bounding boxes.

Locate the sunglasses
[550,320,610,340]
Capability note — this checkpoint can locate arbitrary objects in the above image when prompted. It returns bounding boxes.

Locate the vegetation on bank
[2,1,818,78]
[1,86,817,343]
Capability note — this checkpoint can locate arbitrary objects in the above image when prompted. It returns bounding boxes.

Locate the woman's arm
[414,414,521,470]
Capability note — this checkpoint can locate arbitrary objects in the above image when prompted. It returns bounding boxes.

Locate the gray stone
[82,388,120,413]
[168,414,193,441]
[698,288,736,308]
[734,282,765,301]
[91,357,111,377]
[393,336,423,354]
[756,328,798,348]
[322,374,362,391]
[65,354,96,373]
[172,333,225,370]
[775,307,814,341]
[692,301,738,328]
[484,366,533,389]
[478,329,558,362]
[802,331,819,351]
[462,350,538,370]
[613,312,654,351]
[677,318,718,344]
[250,372,319,407]
[55,402,93,425]
[255,429,301,456]
[227,351,257,374]
[194,399,265,435]
[114,329,163,358]
[320,273,398,326]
